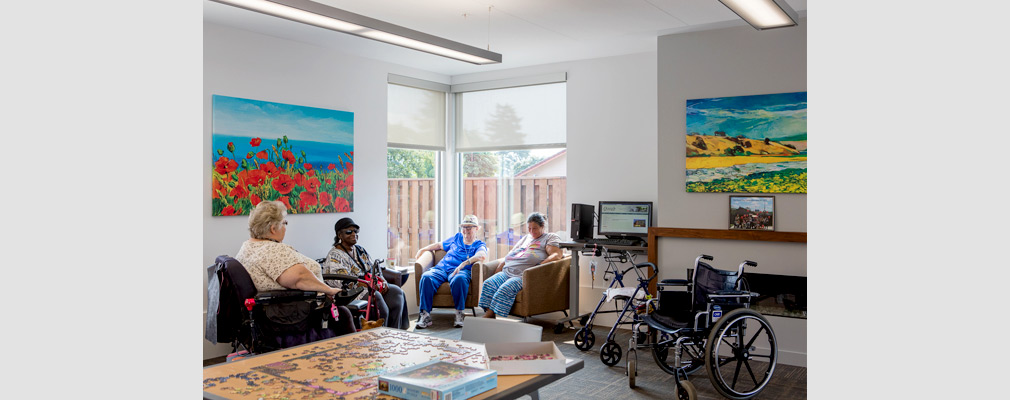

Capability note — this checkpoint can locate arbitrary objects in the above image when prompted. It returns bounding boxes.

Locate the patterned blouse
[234,239,322,292]
[320,244,372,288]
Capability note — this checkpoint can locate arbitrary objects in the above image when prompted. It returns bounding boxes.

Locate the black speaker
[571,203,594,241]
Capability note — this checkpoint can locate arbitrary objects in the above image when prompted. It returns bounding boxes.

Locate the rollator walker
[572,246,657,367]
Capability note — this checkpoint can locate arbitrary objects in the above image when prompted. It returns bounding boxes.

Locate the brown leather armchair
[414,249,482,316]
[479,256,571,320]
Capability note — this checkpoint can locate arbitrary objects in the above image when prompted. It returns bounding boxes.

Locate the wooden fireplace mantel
[645,227,806,294]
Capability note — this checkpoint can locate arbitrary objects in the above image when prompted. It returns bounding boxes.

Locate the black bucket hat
[334,217,360,233]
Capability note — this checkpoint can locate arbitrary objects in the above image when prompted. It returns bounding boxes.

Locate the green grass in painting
[687,169,807,193]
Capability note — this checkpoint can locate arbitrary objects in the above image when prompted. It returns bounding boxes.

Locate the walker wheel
[600,341,622,366]
[574,328,595,351]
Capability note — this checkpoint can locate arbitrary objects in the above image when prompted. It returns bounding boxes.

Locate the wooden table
[203,328,583,400]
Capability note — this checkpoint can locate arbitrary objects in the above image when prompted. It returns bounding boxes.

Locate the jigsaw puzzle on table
[203,328,489,400]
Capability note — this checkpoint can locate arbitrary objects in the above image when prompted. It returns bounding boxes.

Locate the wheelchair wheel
[600,340,622,366]
[574,328,595,351]
[704,308,777,400]
[651,330,704,376]
[677,380,697,400]
[627,348,638,388]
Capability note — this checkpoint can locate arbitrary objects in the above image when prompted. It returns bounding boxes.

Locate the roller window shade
[387,83,447,150]
[455,82,566,152]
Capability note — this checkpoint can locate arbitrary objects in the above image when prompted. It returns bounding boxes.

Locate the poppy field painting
[212,95,354,216]
[685,92,806,193]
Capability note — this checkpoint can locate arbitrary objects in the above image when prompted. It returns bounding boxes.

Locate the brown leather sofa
[414,249,482,316]
[479,256,571,320]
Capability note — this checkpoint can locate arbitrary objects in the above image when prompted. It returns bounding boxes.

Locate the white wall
[657,20,808,366]
[203,22,448,359]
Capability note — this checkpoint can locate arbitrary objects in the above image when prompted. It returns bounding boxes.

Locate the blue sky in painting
[731,197,774,212]
[212,95,353,144]
[686,92,806,140]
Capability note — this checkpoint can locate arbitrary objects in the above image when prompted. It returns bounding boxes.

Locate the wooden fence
[386,176,567,266]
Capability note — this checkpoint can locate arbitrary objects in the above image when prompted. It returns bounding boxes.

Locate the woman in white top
[234,200,355,335]
[478,212,563,319]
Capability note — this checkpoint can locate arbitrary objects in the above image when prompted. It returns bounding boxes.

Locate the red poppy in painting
[282,150,296,164]
[272,174,296,194]
[294,173,307,187]
[299,191,318,208]
[326,179,332,185]
[214,157,238,175]
[306,170,316,177]
[306,177,322,193]
[256,150,268,159]
[318,192,332,209]
[229,184,249,199]
[333,197,350,212]
[250,137,262,147]
[277,196,292,210]
[328,163,336,170]
[260,161,280,177]
[345,162,353,172]
[243,169,267,187]
[303,163,313,170]
[250,193,262,206]
[246,152,253,159]
[332,179,345,191]
[222,206,237,216]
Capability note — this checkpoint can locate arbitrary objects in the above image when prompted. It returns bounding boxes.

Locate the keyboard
[583,238,644,247]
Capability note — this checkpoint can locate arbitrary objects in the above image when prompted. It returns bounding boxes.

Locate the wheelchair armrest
[254,290,323,304]
[323,273,361,283]
[345,299,368,313]
[659,279,689,286]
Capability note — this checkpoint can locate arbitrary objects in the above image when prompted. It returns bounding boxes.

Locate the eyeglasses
[461,225,477,231]
[343,229,359,235]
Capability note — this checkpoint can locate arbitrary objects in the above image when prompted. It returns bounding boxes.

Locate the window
[387,79,447,267]
[456,80,567,260]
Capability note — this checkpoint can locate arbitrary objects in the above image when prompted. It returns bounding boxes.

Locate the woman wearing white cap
[413,215,488,329]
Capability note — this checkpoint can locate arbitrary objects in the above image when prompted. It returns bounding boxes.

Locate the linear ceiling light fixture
[719,0,798,30]
[210,0,502,64]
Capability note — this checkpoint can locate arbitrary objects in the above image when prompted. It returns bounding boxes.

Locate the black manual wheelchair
[626,255,778,400]
[205,255,367,356]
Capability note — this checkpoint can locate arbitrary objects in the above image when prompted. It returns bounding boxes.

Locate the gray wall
[657,20,807,365]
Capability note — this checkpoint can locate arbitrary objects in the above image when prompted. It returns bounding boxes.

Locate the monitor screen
[597,201,653,238]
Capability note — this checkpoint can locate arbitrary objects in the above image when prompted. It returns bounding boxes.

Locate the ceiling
[204,0,807,76]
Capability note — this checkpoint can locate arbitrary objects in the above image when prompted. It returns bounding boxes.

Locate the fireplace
[743,272,806,319]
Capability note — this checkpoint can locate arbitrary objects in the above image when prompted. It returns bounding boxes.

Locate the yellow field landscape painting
[685,92,807,193]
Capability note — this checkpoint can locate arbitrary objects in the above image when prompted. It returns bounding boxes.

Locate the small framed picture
[729,196,775,231]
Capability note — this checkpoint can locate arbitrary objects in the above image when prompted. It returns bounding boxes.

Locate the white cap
[461,215,479,226]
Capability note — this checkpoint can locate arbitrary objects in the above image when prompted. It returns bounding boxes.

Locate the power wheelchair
[205,255,367,356]
[626,254,778,400]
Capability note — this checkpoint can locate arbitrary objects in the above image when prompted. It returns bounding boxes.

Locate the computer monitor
[597,201,653,239]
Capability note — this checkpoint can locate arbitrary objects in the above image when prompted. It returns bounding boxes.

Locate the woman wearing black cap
[320,217,409,330]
